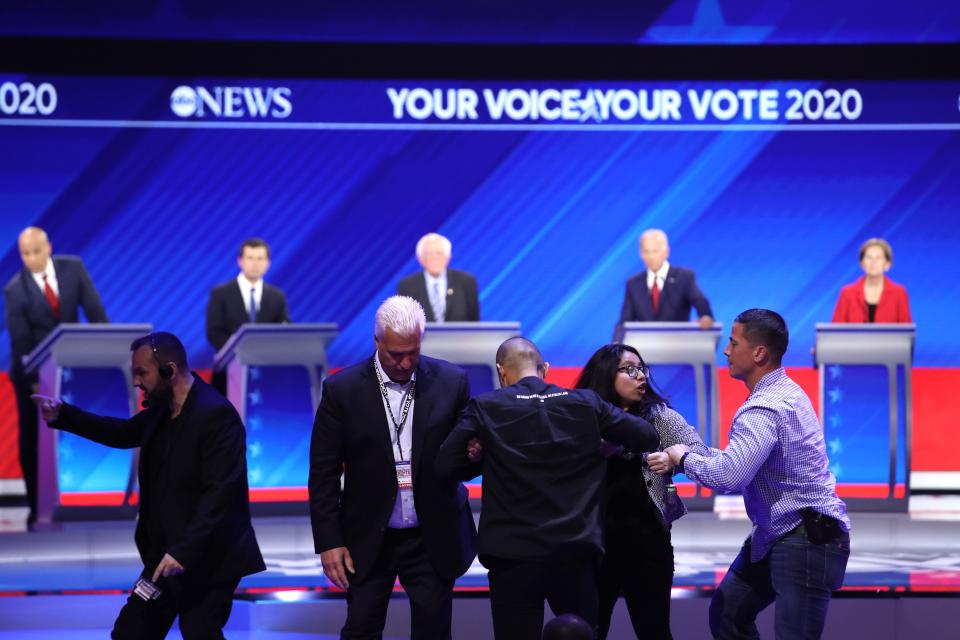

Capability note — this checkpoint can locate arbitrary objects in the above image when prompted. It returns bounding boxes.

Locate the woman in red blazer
[832,238,912,323]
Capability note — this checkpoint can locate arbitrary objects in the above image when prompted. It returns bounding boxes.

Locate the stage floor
[1,496,958,638]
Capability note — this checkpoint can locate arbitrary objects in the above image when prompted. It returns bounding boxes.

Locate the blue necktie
[248,287,257,323]
[431,282,445,322]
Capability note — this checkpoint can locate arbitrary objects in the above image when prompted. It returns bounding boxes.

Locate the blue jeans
[709,525,850,640]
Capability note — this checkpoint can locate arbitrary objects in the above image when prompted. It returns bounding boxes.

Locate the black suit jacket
[436,377,659,562]
[308,355,477,582]
[397,269,479,322]
[52,375,265,583]
[619,266,713,323]
[205,279,289,351]
[4,255,108,379]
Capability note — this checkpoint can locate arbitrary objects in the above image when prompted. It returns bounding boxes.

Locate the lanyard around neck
[375,363,415,461]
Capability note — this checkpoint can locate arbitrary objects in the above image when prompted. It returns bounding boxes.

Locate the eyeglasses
[617,365,649,380]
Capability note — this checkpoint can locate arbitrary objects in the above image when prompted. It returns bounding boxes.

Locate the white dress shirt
[646,261,671,292]
[374,352,420,528]
[236,274,264,315]
[31,258,59,296]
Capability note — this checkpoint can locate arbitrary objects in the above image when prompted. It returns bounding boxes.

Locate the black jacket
[4,255,108,378]
[436,377,660,562]
[308,355,477,582]
[52,375,265,583]
[397,269,479,322]
[205,279,289,351]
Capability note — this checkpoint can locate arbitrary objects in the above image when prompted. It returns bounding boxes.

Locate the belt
[798,508,843,544]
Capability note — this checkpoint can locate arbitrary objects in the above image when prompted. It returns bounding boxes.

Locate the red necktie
[43,274,60,320]
[651,278,661,315]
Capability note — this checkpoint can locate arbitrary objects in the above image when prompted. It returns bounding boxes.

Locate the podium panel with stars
[213,324,338,499]
[242,365,317,489]
[57,367,134,495]
[816,323,915,512]
[22,323,153,527]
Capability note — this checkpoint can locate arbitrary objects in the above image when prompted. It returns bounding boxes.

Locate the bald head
[639,228,669,273]
[18,226,52,274]
[495,337,547,387]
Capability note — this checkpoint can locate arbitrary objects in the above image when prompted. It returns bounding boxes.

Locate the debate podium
[213,324,337,496]
[616,321,723,509]
[815,323,915,511]
[25,323,153,527]
[419,322,521,395]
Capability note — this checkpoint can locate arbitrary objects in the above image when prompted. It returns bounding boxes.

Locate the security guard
[436,337,661,640]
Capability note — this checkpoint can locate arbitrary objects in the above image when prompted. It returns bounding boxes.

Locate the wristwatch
[678,452,690,474]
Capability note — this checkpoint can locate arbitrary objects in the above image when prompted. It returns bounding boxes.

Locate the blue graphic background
[1,0,958,44]
[58,367,133,492]
[244,365,316,488]
[1,76,958,376]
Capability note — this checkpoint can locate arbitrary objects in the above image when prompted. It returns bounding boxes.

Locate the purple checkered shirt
[683,368,851,562]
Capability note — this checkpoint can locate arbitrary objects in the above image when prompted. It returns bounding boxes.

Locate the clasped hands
[466,437,483,463]
[646,444,691,475]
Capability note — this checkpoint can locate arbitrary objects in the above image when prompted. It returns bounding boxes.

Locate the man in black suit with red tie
[308,295,476,639]
[619,228,714,329]
[205,238,289,393]
[397,233,479,322]
[3,226,108,529]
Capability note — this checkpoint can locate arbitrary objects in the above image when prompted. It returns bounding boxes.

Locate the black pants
[112,572,241,640]
[341,527,454,640]
[12,373,38,524]
[483,554,600,640]
[597,522,674,640]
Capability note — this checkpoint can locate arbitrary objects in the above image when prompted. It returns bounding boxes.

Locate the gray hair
[640,228,669,248]
[375,295,427,339]
[415,232,452,260]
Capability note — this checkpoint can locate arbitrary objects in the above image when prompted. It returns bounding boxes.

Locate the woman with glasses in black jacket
[576,343,710,640]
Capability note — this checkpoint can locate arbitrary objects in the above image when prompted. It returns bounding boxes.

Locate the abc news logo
[170,85,292,119]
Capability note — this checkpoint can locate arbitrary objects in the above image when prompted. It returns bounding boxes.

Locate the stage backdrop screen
[1,74,958,374]
[1,1,958,44]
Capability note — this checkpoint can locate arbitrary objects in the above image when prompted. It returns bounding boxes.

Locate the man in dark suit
[397,232,479,322]
[309,295,476,639]
[436,337,660,639]
[619,228,714,329]
[32,332,265,639]
[206,237,289,393]
[3,226,108,528]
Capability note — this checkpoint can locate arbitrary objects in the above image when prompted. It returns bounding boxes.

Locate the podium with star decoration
[213,323,338,498]
[815,323,915,511]
[23,323,153,527]
[616,321,723,510]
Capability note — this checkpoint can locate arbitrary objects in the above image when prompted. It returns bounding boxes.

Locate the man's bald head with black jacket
[495,337,548,388]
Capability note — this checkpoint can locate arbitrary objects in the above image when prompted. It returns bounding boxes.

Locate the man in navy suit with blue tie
[206,238,289,394]
[619,229,714,329]
[4,226,108,528]
[397,233,480,323]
